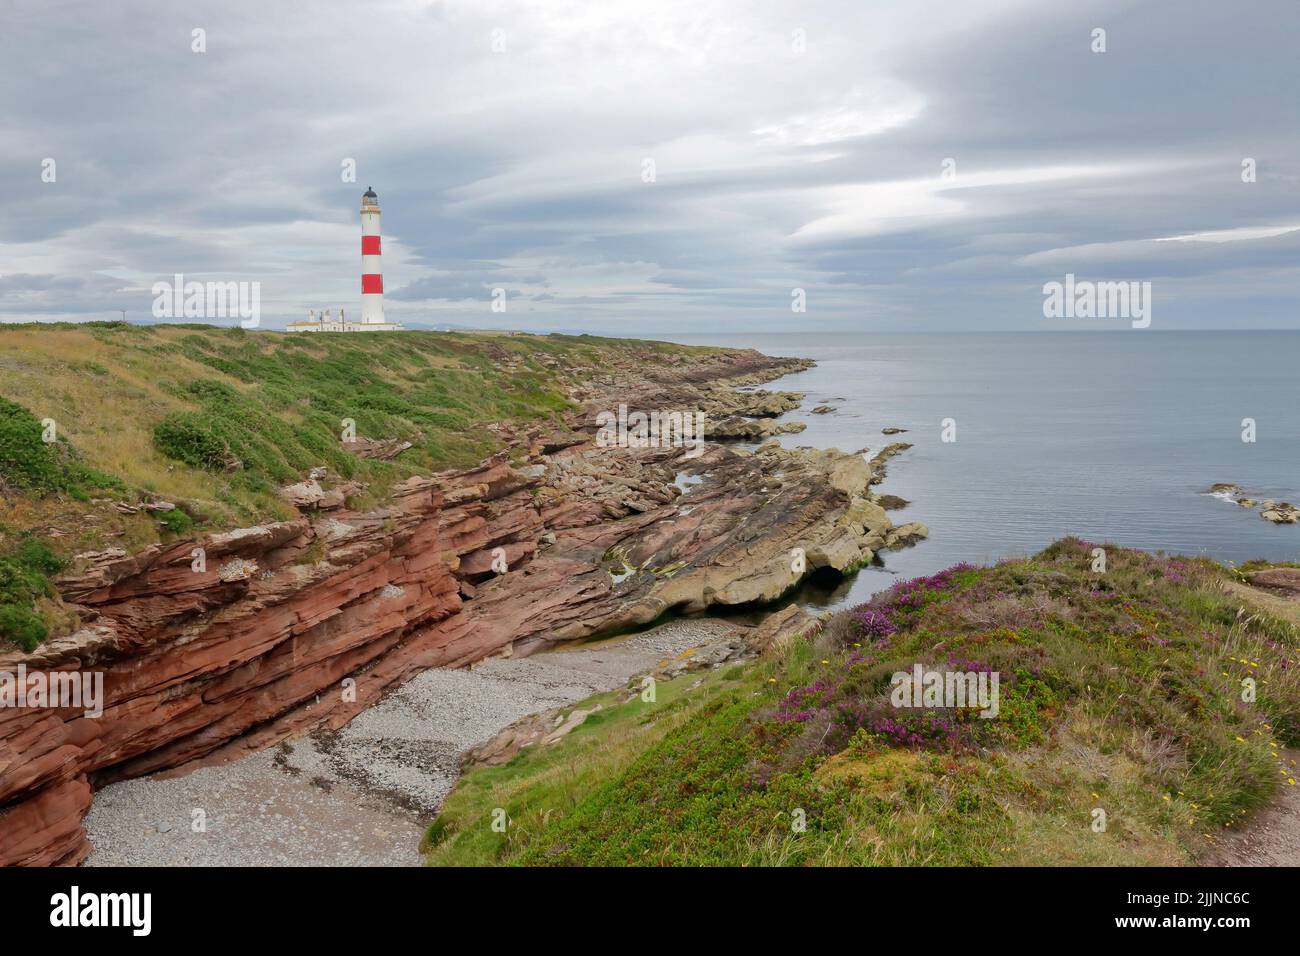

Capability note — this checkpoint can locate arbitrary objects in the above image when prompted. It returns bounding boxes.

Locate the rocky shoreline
[0,343,925,865]
[1207,483,1300,524]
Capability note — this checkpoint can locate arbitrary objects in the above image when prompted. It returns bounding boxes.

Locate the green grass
[1,323,709,537]
[0,538,67,651]
[424,539,1300,866]
[1237,559,1300,573]
[0,395,122,499]
[423,665,749,865]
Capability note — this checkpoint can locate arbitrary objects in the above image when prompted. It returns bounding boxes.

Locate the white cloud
[1154,224,1300,243]
[792,163,1151,243]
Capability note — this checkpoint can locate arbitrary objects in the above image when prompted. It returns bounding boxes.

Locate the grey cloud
[0,0,1297,331]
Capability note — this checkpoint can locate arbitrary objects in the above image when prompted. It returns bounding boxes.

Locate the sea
[663,331,1300,611]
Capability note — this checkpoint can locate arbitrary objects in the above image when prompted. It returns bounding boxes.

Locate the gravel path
[1206,582,1300,866]
[1208,748,1300,866]
[84,617,741,867]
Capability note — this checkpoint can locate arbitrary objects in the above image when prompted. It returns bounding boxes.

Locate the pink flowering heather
[853,608,897,641]
[879,562,979,614]
[775,678,837,723]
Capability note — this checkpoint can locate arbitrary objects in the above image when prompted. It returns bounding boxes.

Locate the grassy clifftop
[424,539,1300,866]
[0,323,715,537]
[0,322,713,649]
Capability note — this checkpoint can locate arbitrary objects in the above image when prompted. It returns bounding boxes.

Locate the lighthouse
[360,186,385,325]
[284,187,403,333]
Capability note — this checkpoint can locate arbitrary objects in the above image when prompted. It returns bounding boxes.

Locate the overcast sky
[2,0,1298,332]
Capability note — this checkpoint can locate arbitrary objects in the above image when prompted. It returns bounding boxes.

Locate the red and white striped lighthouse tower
[360,186,385,325]
[285,187,403,333]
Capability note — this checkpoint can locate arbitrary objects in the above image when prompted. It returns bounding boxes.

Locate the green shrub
[0,605,48,652]
[153,413,233,470]
[0,539,66,651]
[156,508,194,537]
[0,396,122,496]
[13,538,64,575]
[0,396,64,492]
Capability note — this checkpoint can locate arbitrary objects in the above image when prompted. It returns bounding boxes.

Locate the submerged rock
[1203,483,1295,524]
[1261,503,1300,524]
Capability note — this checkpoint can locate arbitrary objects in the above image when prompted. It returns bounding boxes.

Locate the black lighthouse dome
[363,186,378,199]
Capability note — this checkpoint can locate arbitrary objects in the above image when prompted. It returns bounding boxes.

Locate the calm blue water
[666,332,1300,610]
